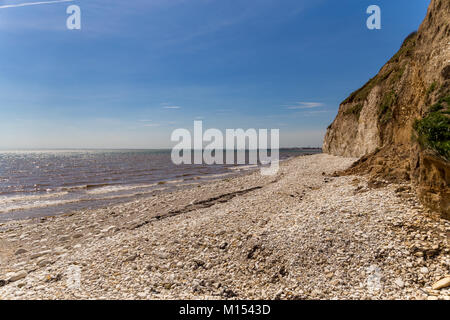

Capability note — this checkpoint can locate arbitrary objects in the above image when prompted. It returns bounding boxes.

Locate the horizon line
[0,147,323,151]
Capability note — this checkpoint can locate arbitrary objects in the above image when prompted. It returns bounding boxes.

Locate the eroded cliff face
[323,0,450,219]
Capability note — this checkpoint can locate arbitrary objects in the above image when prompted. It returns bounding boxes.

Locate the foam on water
[0,149,321,220]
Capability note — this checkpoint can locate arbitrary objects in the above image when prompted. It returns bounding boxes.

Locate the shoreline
[0,150,315,222]
[0,154,449,300]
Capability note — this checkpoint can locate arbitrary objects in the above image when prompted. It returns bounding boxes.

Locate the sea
[0,149,321,221]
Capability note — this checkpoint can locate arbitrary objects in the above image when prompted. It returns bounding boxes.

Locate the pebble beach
[0,154,449,300]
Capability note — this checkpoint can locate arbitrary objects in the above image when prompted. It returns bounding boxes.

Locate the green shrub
[414,113,450,160]
[429,95,450,113]
[429,102,444,113]
[438,95,450,105]
[414,95,450,160]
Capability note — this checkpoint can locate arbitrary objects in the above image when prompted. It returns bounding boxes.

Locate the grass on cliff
[343,103,364,119]
[341,31,417,105]
[342,76,379,105]
[378,90,397,125]
[414,95,450,161]
[392,31,417,62]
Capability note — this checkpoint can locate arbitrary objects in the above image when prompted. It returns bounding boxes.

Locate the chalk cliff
[323,0,450,219]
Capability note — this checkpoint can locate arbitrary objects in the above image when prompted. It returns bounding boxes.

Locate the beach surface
[0,154,449,300]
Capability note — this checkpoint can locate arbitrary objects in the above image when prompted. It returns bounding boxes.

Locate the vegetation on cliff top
[343,103,364,119]
[414,95,450,161]
[341,31,417,105]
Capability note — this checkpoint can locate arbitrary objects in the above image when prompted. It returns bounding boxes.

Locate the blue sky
[0,0,430,148]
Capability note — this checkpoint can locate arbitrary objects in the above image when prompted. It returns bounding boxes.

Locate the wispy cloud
[0,0,73,9]
[284,102,324,110]
[162,106,181,109]
[143,123,160,127]
[306,110,329,114]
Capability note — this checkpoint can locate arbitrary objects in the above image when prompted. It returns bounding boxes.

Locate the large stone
[394,278,405,288]
[30,250,51,260]
[101,226,116,233]
[432,277,450,290]
[15,248,27,255]
[8,271,27,282]
[123,254,138,262]
[37,259,51,267]
[420,267,429,274]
